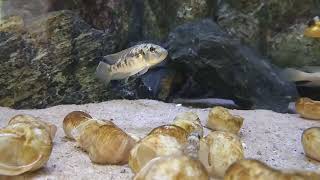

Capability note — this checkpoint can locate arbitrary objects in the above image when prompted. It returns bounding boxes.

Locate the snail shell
[9,114,57,140]
[147,125,188,144]
[63,111,92,139]
[173,112,204,137]
[133,155,209,180]
[134,128,208,180]
[0,114,55,176]
[207,106,244,134]
[199,131,244,178]
[71,118,135,165]
[128,131,186,173]
[302,127,320,162]
[296,97,320,120]
[224,159,320,180]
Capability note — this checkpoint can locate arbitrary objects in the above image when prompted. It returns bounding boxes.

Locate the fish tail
[280,68,308,82]
[0,154,43,176]
[95,61,112,86]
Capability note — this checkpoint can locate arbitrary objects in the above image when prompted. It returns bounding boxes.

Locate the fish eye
[149,47,155,52]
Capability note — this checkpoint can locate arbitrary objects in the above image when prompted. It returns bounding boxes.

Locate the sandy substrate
[0,99,320,179]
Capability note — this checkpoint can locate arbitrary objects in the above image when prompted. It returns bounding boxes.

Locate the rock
[216,0,320,68]
[75,0,131,47]
[1,0,77,22]
[0,10,153,108]
[141,0,214,40]
[167,19,298,112]
[268,23,320,67]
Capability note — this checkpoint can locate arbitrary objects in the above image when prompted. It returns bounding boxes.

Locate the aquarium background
[0,0,319,112]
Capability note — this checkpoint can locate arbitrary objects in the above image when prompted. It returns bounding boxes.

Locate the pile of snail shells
[134,133,209,180]
[295,97,320,120]
[224,159,320,180]
[129,111,204,174]
[207,106,244,134]
[63,111,136,165]
[199,131,244,178]
[0,114,56,176]
[302,127,320,162]
[129,125,188,173]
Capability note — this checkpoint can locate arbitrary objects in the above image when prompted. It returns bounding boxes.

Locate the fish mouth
[160,50,168,60]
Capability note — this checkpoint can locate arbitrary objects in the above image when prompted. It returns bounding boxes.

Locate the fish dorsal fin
[102,47,135,65]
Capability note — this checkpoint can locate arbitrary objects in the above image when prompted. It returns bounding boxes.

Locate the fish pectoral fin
[95,61,112,86]
[136,68,149,76]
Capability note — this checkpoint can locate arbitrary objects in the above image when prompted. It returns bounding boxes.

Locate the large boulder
[0,10,154,108]
[167,19,298,112]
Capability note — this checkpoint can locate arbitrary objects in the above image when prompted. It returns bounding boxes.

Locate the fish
[280,67,320,87]
[95,43,168,86]
[304,16,320,38]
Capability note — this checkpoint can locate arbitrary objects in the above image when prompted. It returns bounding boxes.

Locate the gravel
[0,99,319,179]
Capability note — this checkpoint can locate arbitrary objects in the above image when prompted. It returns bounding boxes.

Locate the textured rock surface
[1,0,320,109]
[0,11,148,108]
[167,19,298,112]
[216,0,320,67]
[0,100,319,179]
[141,0,214,40]
[269,24,320,67]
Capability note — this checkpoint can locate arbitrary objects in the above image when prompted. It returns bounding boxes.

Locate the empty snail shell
[295,97,320,120]
[199,131,244,178]
[207,106,244,134]
[134,155,209,180]
[147,125,188,144]
[173,112,204,137]
[69,118,135,165]
[224,159,320,180]
[302,127,320,162]
[63,111,92,139]
[0,114,55,176]
[134,132,209,180]
[128,126,188,174]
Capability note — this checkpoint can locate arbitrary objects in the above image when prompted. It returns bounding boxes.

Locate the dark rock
[167,19,298,112]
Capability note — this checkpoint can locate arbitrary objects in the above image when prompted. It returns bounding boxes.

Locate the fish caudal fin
[95,61,112,86]
[280,68,307,82]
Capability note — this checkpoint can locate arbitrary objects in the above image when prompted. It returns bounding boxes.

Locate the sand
[0,99,319,179]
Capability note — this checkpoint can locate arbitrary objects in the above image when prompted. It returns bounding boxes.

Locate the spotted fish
[95,43,168,86]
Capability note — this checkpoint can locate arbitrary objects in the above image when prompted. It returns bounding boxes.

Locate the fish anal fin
[137,68,149,76]
[124,77,129,84]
